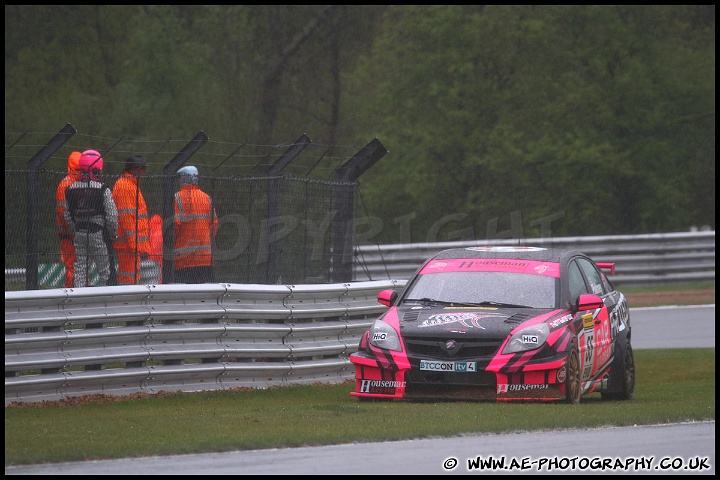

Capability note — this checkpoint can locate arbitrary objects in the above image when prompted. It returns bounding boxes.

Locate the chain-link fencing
[5,127,388,291]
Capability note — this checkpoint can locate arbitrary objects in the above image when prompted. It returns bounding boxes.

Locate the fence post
[25,124,76,290]
[265,134,311,283]
[332,138,388,282]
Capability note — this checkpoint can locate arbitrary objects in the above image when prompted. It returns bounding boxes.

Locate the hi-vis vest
[173,184,218,269]
[56,171,80,239]
[112,172,150,255]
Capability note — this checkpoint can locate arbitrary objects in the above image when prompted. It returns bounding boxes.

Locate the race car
[350,246,635,403]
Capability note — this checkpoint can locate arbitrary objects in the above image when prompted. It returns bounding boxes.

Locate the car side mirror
[575,293,605,312]
[377,289,398,307]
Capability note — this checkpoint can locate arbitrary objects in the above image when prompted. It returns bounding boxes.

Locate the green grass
[4,348,714,467]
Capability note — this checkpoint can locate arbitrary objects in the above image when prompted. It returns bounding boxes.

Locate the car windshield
[402,271,557,309]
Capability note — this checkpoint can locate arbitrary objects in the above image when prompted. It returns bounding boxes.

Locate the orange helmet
[68,151,82,173]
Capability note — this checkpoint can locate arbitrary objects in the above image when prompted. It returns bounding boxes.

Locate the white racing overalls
[64,176,119,287]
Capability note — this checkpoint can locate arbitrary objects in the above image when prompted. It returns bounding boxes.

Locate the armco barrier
[5,231,715,290]
[5,280,404,405]
[352,231,716,287]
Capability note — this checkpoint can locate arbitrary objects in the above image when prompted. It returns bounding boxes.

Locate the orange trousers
[116,250,142,285]
[60,238,75,288]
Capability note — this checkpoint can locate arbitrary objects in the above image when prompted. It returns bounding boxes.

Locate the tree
[343,5,715,241]
[5,5,715,241]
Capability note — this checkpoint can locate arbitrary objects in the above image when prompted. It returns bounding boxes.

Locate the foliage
[5,5,715,244]
[345,5,715,241]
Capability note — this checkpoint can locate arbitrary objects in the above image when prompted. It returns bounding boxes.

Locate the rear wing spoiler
[596,262,616,276]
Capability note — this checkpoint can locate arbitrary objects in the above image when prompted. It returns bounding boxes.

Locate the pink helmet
[79,149,103,172]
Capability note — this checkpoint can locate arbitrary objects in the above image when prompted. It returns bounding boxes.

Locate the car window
[403,271,557,308]
[568,261,588,301]
[577,257,608,296]
[599,270,614,292]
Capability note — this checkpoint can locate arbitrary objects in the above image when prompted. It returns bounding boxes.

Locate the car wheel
[620,341,636,400]
[602,338,636,401]
[565,348,582,404]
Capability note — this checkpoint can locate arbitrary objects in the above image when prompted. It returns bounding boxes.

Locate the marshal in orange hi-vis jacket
[112,155,151,285]
[173,166,218,284]
[55,151,82,288]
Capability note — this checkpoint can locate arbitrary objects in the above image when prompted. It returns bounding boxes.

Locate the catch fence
[5,126,389,291]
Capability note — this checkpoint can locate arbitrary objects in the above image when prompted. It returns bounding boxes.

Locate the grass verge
[4,348,715,467]
[620,282,715,307]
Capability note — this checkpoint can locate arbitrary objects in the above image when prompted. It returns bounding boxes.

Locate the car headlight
[502,323,550,354]
[368,319,402,351]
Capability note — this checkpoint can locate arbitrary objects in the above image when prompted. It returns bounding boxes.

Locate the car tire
[601,338,636,401]
[565,348,582,404]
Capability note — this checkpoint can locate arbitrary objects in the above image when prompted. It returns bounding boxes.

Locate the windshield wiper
[404,297,458,306]
[470,301,531,308]
[404,298,531,308]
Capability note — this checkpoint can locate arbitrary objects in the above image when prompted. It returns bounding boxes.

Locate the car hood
[396,305,555,340]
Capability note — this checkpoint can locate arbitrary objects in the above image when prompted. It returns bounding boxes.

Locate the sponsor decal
[425,261,449,271]
[497,383,549,394]
[420,360,477,372]
[534,264,549,274]
[582,313,595,329]
[418,258,560,277]
[593,322,613,368]
[419,312,502,328]
[611,298,629,334]
[549,314,572,329]
[372,332,388,341]
[359,379,406,393]
[557,366,566,382]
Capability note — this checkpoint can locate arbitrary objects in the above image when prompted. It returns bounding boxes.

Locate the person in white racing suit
[64,149,119,287]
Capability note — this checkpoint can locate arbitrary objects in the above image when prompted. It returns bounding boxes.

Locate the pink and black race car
[350,246,635,403]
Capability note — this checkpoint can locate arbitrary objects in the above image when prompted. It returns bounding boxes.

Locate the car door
[575,257,614,379]
[568,260,595,381]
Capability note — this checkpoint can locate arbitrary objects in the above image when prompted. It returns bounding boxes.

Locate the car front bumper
[349,350,571,402]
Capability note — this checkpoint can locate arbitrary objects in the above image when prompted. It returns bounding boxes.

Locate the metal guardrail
[5,231,715,289]
[4,280,405,405]
[352,231,716,287]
